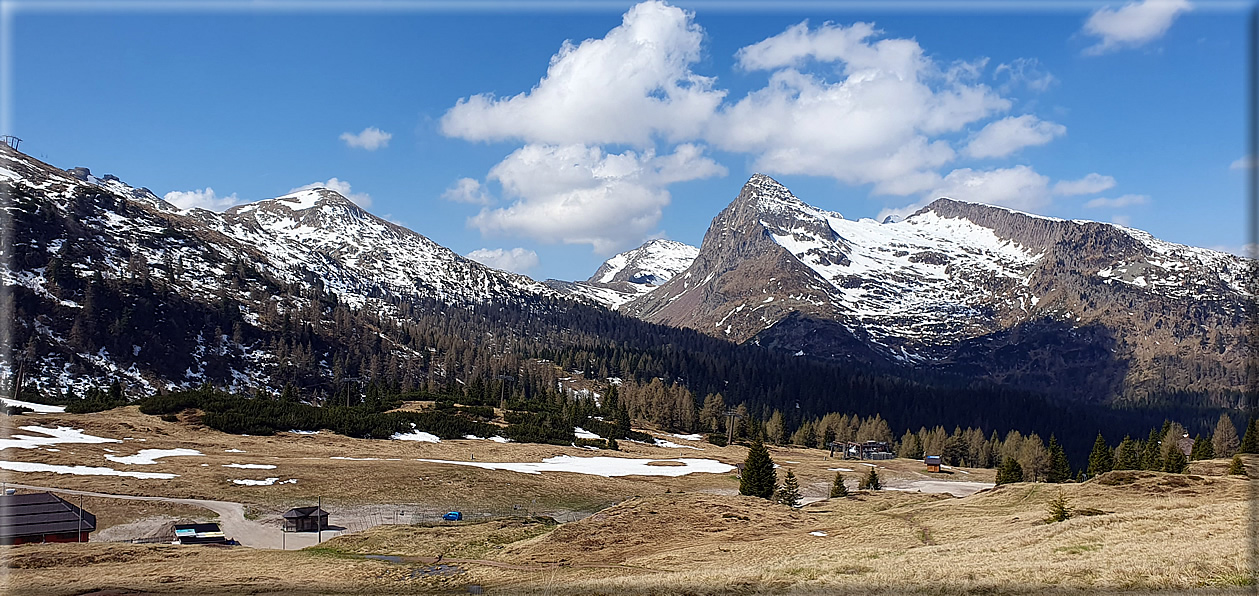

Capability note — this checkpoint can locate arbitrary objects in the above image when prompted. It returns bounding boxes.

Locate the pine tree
[1163,446,1188,473]
[1086,433,1113,478]
[829,472,848,498]
[1189,435,1213,461]
[995,456,1023,485]
[1115,436,1139,470]
[1227,454,1247,476]
[859,467,882,490]
[1241,418,1259,454]
[1046,435,1071,483]
[776,470,802,508]
[1212,413,1240,458]
[739,439,777,500]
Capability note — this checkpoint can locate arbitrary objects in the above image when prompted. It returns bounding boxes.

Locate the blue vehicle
[442,511,463,521]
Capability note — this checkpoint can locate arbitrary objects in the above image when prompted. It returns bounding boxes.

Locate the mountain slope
[2,144,563,395]
[546,239,698,309]
[624,174,1252,405]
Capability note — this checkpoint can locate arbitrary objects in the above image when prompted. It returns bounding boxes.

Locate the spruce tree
[1046,435,1071,483]
[1227,454,1248,476]
[1140,429,1164,470]
[1044,491,1072,523]
[1163,446,1188,473]
[1189,435,1213,461]
[1115,436,1139,470]
[1086,433,1113,478]
[776,470,802,508]
[829,472,849,498]
[995,456,1023,485]
[1241,418,1259,454]
[859,467,882,490]
[1213,413,1240,458]
[739,439,777,499]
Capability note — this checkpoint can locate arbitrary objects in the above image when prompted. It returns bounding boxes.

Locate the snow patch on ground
[573,427,601,440]
[653,439,703,450]
[224,448,246,453]
[0,460,177,479]
[415,455,735,477]
[464,435,510,443]
[222,463,276,470]
[391,430,441,442]
[827,467,854,472]
[231,477,298,486]
[670,433,704,441]
[104,448,204,465]
[0,426,119,451]
[809,531,828,537]
[0,398,65,413]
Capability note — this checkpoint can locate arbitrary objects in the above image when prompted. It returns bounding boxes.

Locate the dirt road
[5,483,336,550]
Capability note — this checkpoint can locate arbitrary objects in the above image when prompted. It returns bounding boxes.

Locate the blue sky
[5,1,1251,281]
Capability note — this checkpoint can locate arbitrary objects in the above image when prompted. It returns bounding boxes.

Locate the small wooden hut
[282,506,329,532]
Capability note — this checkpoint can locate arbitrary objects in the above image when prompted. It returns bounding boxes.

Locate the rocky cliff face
[624,174,1252,405]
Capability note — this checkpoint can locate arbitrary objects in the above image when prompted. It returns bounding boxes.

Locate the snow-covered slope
[625,174,1252,402]
[548,239,698,309]
[217,188,553,307]
[2,145,561,394]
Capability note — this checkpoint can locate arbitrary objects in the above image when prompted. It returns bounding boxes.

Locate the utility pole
[725,409,744,445]
[317,496,322,544]
[77,496,84,542]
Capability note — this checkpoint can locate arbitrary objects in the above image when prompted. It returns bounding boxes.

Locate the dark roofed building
[173,523,228,545]
[1,492,96,544]
[282,506,329,532]
[925,455,942,473]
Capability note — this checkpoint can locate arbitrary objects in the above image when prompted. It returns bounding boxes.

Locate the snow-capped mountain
[624,174,1252,404]
[546,239,699,309]
[2,145,560,395]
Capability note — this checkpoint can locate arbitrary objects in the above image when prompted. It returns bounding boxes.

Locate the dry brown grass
[5,467,1255,595]
[4,407,1254,595]
[1,408,982,520]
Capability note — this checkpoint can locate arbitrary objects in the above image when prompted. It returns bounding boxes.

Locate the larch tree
[1212,413,1240,458]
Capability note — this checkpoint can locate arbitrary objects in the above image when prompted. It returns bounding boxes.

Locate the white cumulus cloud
[469,143,725,253]
[964,115,1066,159]
[1230,155,1255,170]
[289,178,371,207]
[440,1,723,147]
[442,178,493,205]
[710,20,1009,195]
[340,127,392,150]
[926,165,1053,211]
[1081,0,1193,55]
[1085,194,1150,208]
[1053,173,1117,196]
[163,187,245,212]
[467,248,540,274]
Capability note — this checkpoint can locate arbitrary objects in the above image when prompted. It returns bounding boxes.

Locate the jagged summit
[548,238,700,309]
[624,175,1251,402]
